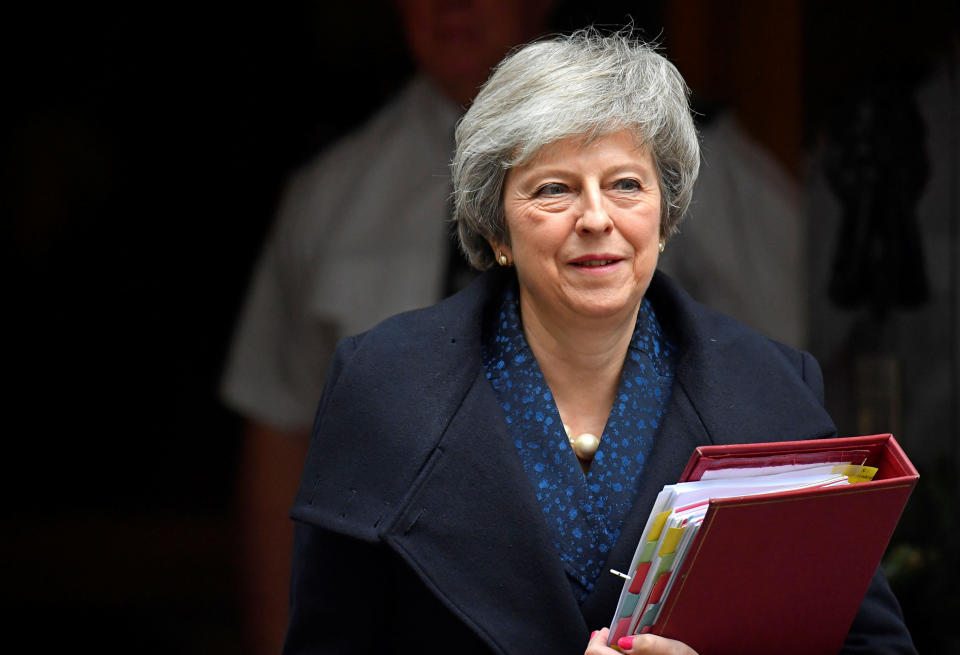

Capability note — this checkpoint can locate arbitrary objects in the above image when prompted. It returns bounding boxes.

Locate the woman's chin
[563,293,643,322]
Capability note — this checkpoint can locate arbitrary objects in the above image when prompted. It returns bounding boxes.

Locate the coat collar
[645,272,836,447]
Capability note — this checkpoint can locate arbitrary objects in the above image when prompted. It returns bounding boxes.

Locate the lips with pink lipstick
[569,254,623,269]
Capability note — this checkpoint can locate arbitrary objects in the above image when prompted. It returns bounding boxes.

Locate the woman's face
[496,129,662,326]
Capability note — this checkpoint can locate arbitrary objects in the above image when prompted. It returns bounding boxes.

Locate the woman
[283,31,914,654]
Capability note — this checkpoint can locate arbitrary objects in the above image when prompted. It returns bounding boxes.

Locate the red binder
[645,434,918,654]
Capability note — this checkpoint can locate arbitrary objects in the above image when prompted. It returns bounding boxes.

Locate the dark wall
[6,3,414,651]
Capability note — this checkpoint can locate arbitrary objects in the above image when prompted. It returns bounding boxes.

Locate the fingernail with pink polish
[617,635,636,650]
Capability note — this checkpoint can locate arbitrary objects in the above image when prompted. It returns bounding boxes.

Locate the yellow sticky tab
[659,526,686,556]
[856,465,878,481]
[648,511,671,541]
[832,464,879,482]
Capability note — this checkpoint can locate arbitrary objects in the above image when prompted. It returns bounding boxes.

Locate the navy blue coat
[285,268,915,654]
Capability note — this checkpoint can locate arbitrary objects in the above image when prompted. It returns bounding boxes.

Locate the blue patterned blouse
[482,283,677,603]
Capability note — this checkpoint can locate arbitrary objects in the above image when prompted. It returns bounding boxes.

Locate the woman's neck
[518,293,641,442]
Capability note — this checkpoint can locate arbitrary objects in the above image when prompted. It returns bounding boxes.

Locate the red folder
[648,434,917,655]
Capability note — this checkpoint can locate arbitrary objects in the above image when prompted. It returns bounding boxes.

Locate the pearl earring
[658,241,665,253]
[498,251,509,266]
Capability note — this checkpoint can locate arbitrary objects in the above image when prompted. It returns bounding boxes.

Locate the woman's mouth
[569,255,622,268]
[574,259,618,267]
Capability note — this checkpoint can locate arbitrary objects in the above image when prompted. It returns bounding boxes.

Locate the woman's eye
[612,178,642,192]
[536,183,568,196]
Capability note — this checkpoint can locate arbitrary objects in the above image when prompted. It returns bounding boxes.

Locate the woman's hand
[585,628,699,655]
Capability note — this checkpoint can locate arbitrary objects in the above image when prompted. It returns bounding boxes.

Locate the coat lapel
[383,369,588,654]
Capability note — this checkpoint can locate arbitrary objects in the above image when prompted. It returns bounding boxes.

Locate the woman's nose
[575,187,613,235]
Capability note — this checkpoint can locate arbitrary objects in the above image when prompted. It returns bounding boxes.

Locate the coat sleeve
[842,567,917,654]
[283,522,384,655]
[799,349,826,405]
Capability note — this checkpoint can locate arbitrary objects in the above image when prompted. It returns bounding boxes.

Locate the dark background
[5,1,957,652]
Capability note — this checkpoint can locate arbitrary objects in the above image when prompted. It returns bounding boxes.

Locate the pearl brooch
[564,424,600,461]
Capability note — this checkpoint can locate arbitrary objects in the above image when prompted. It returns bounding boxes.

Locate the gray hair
[452,28,700,270]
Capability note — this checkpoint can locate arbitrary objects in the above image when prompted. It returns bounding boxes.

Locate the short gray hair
[452,28,700,270]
